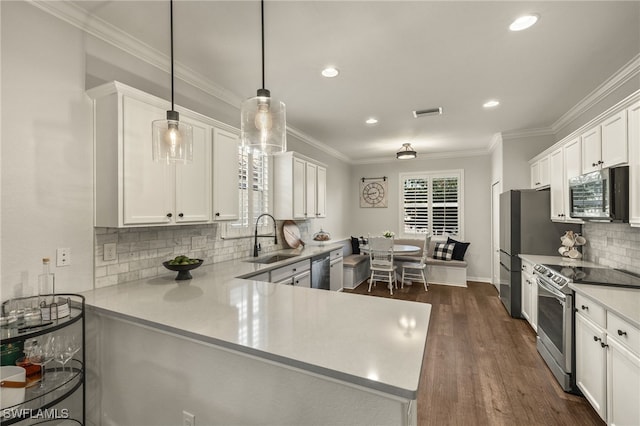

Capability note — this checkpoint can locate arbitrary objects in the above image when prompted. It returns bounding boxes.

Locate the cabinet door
[530,161,540,188]
[520,271,531,323]
[575,313,607,421]
[628,101,640,227]
[293,270,311,288]
[330,259,343,291]
[549,148,565,221]
[292,157,306,219]
[607,337,640,426]
[212,128,240,221]
[539,156,550,187]
[601,110,628,168]
[122,96,174,225]
[175,116,211,223]
[582,126,602,173]
[305,162,317,219]
[316,166,327,218]
[563,138,583,224]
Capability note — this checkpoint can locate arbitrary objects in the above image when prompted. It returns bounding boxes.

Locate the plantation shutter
[403,177,430,234]
[431,177,459,236]
[231,147,270,230]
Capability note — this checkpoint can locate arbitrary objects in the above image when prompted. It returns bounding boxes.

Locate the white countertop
[81,244,431,400]
[569,284,640,329]
[518,254,607,268]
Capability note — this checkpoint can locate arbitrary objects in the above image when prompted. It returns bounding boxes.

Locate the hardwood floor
[344,281,604,426]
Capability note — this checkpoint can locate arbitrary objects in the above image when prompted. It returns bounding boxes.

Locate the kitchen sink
[246,254,300,264]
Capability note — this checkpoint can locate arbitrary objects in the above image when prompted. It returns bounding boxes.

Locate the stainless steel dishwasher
[311,253,330,290]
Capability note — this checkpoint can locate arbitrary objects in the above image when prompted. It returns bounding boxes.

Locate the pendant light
[241,0,286,155]
[396,143,417,160]
[152,0,193,164]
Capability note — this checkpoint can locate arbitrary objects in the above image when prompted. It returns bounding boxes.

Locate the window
[227,146,271,235]
[400,170,463,238]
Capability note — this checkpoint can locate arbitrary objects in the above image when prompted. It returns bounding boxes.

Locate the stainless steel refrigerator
[499,190,580,317]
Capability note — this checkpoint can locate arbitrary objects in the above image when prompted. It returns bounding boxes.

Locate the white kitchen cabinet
[330,249,344,291]
[292,270,311,287]
[575,312,607,421]
[520,259,537,331]
[582,111,628,174]
[273,152,328,220]
[212,128,240,221]
[549,148,565,222]
[607,336,640,426]
[530,155,550,189]
[628,100,640,227]
[89,82,213,227]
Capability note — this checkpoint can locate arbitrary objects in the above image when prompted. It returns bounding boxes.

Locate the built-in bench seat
[393,238,468,287]
[342,251,370,289]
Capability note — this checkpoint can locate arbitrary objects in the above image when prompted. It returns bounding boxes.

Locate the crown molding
[285,126,352,163]
[501,127,555,141]
[29,0,242,109]
[352,148,489,165]
[551,53,640,133]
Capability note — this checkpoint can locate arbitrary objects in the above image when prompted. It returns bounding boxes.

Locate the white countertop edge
[569,283,640,329]
[518,254,606,268]
[86,298,428,400]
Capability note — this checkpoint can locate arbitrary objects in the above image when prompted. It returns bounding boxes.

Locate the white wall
[349,154,492,282]
[1,1,94,297]
[502,133,555,191]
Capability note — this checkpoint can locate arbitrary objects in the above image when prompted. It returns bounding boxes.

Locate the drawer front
[575,293,606,328]
[270,259,310,282]
[607,312,640,356]
[330,249,343,260]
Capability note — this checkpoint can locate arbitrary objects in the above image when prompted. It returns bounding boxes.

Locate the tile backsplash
[582,222,640,275]
[94,222,311,288]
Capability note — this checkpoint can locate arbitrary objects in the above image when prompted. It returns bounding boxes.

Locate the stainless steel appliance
[533,263,640,392]
[311,253,330,290]
[569,166,629,222]
[499,190,580,317]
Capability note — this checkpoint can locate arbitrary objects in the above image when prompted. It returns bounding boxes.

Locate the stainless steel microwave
[569,166,629,222]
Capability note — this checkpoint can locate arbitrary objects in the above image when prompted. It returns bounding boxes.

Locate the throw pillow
[447,237,470,261]
[432,242,454,261]
[350,236,361,255]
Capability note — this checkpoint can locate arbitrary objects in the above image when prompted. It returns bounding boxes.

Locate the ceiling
[67,1,640,162]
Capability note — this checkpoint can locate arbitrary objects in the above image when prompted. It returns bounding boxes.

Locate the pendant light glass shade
[152,0,193,164]
[152,110,193,164]
[241,89,286,155]
[396,143,417,160]
[241,0,286,155]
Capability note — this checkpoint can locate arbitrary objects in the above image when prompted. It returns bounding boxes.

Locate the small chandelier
[396,143,417,160]
[152,0,193,164]
[241,0,286,155]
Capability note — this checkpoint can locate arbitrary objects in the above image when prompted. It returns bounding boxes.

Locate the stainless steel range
[533,263,640,392]
[533,264,576,392]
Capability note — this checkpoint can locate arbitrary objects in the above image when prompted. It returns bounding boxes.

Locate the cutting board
[282,221,305,249]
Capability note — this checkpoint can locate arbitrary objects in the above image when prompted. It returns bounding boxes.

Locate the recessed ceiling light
[365,117,378,125]
[321,67,339,78]
[483,100,500,108]
[509,14,539,31]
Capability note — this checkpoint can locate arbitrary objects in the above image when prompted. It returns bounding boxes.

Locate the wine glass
[55,335,79,377]
[30,335,55,389]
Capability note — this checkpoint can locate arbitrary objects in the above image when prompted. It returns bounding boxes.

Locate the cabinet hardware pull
[166,213,173,218]
[617,330,627,336]
[593,336,601,342]
[178,213,184,218]
[592,162,597,167]
[292,268,297,272]
[215,212,220,217]
[581,305,588,310]
[600,342,609,348]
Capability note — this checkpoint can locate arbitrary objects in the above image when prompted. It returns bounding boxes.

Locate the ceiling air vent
[412,107,443,118]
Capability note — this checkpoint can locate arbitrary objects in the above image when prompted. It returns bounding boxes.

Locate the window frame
[398,169,464,240]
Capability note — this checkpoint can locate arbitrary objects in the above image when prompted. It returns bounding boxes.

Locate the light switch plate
[104,243,117,261]
[56,248,71,267]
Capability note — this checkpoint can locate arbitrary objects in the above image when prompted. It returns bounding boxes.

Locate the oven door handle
[536,276,566,303]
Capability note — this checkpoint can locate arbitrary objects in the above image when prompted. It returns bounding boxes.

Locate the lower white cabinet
[575,312,607,421]
[607,337,640,426]
[330,249,344,291]
[520,260,537,331]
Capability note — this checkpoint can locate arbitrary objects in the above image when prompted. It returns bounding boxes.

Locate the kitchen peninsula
[82,244,431,425]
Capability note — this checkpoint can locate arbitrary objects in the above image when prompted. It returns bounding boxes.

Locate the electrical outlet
[182,411,195,426]
[191,236,206,250]
[104,243,117,261]
[56,248,71,267]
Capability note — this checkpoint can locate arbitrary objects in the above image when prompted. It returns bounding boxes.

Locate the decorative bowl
[162,260,203,280]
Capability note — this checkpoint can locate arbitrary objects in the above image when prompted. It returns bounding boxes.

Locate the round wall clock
[360,180,388,208]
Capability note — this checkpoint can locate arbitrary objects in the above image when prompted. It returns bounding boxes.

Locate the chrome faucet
[253,213,278,257]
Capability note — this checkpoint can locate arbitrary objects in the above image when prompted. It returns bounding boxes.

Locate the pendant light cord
[261,0,265,90]
[170,0,175,110]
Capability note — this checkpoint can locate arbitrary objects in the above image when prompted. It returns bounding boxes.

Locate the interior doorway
[491,181,501,292]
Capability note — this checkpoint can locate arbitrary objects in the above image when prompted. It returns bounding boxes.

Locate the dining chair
[400,234,431,291]
[368,236,397,295]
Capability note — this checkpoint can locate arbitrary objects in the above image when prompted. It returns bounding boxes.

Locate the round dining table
[359,244,421,255]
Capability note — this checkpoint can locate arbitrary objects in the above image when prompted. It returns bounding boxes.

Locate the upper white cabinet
[212,128,240,221]
[628,100,640,227]
[273,152,327,220]
[530,155,550,189]
[549,148,565,221]
[88,81,238,227]
[582,110,628,173]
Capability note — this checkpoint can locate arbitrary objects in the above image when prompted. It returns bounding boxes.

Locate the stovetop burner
[542,264,640,289]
